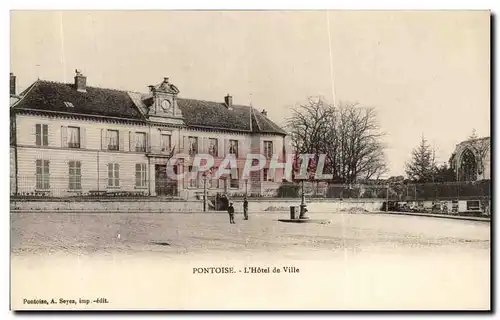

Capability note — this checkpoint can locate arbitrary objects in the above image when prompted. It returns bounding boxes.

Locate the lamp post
[301,179,305,206]
[386,183,389,212]
[299,179,308,219]
[245,179,248,197]
[203,172,207,212]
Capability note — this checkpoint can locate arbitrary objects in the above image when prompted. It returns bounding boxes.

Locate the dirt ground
[10,211,491,310]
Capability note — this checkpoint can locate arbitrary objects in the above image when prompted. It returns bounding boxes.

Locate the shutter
[183,136,189,154]
[218,138,224,158]
[204,137,210,153]
[119,130,125,151]
[32,123,37,145]
[35,124,41,145]
[145,133,150,153]
[135,164,140,187]
[224,138,229,157]
[80,127,86,149]
[43,124,49,146]
[183,165,188,188]
[36,159,41,175]
[239,139,246,159]
[101,129,107,150]
[199,137,205,154]
[107,163,112,179]
[198,137,203,154]
[128,131,132,152]
[61,126,68,148]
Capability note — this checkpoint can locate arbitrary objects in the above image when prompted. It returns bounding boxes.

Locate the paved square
[11,211,491,310]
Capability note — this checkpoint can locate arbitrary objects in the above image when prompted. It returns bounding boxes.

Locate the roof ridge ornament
[151,76,179,95]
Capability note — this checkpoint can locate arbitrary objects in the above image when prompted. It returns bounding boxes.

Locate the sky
[10,10,490,177]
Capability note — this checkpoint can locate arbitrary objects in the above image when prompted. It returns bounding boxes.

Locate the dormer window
[64,101,74,108]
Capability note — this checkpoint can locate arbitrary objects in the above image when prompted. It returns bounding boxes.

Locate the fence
[10,176,179,199]
[390,180,491,201]
[10,174,491,202]
[275,180,491,202]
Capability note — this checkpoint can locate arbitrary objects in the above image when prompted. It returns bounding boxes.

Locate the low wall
[230,199,384,213]
[10,200,204,212]
[10,198,385,213]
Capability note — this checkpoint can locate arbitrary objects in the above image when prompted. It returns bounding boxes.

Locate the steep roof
[456,136,490,147]
[12,80,145,120]
[175,98,287,134]
[12,80,287,135]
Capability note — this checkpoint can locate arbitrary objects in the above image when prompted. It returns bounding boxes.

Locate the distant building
[10,71,289,198]
[450,136,491,181]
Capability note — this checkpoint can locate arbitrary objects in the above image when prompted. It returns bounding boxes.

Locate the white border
[2,1,497,319]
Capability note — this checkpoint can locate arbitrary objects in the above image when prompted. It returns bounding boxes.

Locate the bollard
[290,206,296,220]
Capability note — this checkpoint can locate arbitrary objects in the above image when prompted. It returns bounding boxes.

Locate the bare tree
[287,97,387,183]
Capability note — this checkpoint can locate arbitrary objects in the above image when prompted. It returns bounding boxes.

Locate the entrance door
[155,164,178,196]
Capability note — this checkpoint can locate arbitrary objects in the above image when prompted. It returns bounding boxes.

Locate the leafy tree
[405,135,436,182]
[434,163,456,182]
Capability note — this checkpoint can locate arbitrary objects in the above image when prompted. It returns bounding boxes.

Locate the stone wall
[10,199,204,212]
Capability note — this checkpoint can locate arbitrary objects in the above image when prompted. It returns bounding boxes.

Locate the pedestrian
[243,198,249,220]
[227,202,235,224]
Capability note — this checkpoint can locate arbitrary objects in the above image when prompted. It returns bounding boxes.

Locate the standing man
[243,197,249,220]
[227,202,235,224]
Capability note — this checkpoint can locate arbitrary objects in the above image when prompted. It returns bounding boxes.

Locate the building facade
[10,71,290,199]
[450,136,491,181]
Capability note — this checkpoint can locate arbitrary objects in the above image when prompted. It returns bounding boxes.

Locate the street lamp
[245,179,248,197]
[203,172,207,212]
[301,180,305,206]
[386,183,390,212]
[299,179,308,219]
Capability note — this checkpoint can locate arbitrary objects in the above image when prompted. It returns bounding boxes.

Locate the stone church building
[10,71,290,199]
[450,136,491,182]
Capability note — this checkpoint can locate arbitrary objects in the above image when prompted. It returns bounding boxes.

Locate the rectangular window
[135,132,146,152]
[161,134,171,152]
[229,140,239,157]
[188,137,198,155]
[35,160,50,190]
[68,161,82,190]
[264,141,273,159]
[230,168,239,189]
[466,200,481,211]
[107,130,119,151]
[67,126,80,148]
[188,166,198,188]
[108,163,120,187]
[35,124,48,146]
[135,163,147,188]
[208,138,218,156]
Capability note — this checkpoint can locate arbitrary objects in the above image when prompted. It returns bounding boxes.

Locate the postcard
[9,10,491,310]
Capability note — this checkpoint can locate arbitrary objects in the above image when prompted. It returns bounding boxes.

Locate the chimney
[224,94,233,108]
[261,109,268,117]
[10,73,16,96]
[74,69,87,92]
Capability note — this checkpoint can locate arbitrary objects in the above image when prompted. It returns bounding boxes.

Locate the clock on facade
[160,99,172,112]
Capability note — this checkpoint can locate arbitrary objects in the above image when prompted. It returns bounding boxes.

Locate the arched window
[459,148,477,181]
